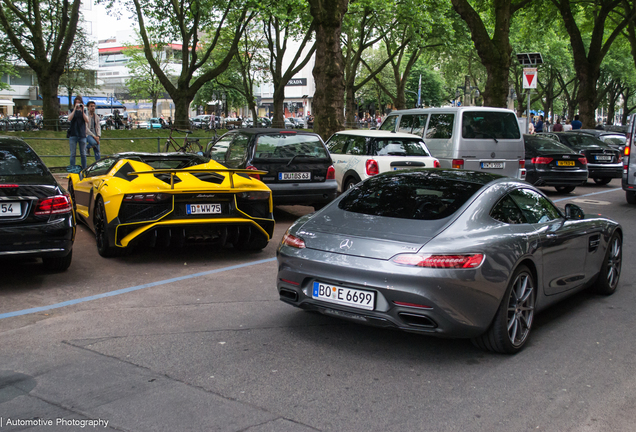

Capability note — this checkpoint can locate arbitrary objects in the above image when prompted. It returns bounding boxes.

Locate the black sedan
[0,137,75,271]
[277,169,622,354]
[524,134,588,193]
[537,132,622,185]
[206,128,337,210]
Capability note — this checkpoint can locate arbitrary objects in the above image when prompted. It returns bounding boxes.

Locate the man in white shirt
[85,101,101,162]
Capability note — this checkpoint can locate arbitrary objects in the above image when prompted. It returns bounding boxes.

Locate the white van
[379,107,526,179]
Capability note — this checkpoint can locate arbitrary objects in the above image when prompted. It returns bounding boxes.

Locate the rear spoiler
[129,168,268,189]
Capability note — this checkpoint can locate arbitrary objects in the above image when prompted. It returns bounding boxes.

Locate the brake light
[452,159,464,169]
[391,253,484,268]
[326,165,336,180]
[433,160,441,168]
[281,233,306,249]
[246,165,261,180]
[531,157,553,164]
[626,146,630,156]
[578,157,588,165]
[0,184,19,188]
[366,159,379,176]
[519,159,525,168]
[34,195,72,215]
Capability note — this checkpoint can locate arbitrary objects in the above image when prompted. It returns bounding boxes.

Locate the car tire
[472,265,535,354]
[626,191,636,205]
[593,178,612,185]
[42,250,73,272]
[591,231,622,296]
[344,178,359,190]
[554,186,576,193]
[94,198,121,258]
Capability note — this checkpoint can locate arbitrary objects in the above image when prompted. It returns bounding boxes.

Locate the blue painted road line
[0,257,277,320]
[553,188,622,202]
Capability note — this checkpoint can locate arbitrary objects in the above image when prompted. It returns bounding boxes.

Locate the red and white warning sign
[523,68,537,89]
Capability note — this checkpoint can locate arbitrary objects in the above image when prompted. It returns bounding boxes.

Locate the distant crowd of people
[527,113,584,134]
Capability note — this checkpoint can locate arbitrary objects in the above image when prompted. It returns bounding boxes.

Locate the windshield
[0,143,49,180]
[254,134,329,159]
[602,136,626,146]
[524,136,574,153]
[462,111,520,139]
[561,134,610,150]
[338,170,484,220]
[374,139,430,156]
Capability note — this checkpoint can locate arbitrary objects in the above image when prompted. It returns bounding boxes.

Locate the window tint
[226,134,251,168]
[254,134,329,160]
[85,158,117,177]
[602,136,625,146]
[344,136,367,155]
[490,195,526,224]
[208,135,234,163]
[462,112,520,139]
[509,189,561,224]
[411,115,428,136]
[326,135,347,154]
[397,115,415,133]
[0,143,47,177]
[374,139,430,156]
[524,136,574,154]
[338,171,483,220]
[426,114,455,139]
[379,115,398,131]
[561,134,611,150]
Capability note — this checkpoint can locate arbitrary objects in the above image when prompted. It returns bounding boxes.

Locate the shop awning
[0,99,15,106]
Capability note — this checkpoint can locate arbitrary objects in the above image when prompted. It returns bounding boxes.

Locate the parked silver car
[277,169,622,354]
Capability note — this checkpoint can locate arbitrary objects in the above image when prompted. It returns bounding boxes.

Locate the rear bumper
[266,180,338,206]
[527,169,588,186]
[0,216,74,258]
[587,163,622,179]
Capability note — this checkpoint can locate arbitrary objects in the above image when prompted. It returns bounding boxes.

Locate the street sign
[523,68,537,89]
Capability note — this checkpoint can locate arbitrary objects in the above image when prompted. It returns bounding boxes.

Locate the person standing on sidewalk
[67,96,89,169]
[85,101,101,162]
[571,115,582,129]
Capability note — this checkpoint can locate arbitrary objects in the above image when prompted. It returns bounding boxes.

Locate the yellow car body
[67,152,274,257]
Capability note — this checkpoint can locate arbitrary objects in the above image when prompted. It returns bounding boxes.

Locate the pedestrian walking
[122,106,129,129]
[552,118,563,132]
[535,115,544,133]
[209,113,216,130]
[85,101,101,162]
[67,96,89,169]
[563,120,572,131]
[571,115,582,129]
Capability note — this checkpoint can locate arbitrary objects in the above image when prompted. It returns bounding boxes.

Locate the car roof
[227,128,319,136]
[332,130,423,139]
[385,106,517,116]
[380,168,505,185]
[0,136,29,146]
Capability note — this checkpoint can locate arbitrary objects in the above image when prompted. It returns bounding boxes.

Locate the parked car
[289,117,305,128]
[622,113,636,204]
[206,128,337,210]
[379,107,526,180]
[0,136,75,271]
[325,129,440,192]
[523,134,588,193]
[537,132,622,185]
[277,169,623,354]
[190,115,211,129]
[67,152,274,256]
[571,129,626,152]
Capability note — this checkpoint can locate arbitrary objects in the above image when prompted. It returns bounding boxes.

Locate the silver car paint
[277,176,621,338]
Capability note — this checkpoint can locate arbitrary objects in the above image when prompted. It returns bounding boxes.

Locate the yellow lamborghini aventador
[67,152,274,257]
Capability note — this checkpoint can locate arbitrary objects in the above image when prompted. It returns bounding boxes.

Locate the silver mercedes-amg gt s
[276,169,622,354]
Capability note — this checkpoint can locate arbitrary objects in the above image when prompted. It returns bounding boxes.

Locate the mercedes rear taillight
[281,233,306,249]
[391,253,484,269]
[34,195,72,216]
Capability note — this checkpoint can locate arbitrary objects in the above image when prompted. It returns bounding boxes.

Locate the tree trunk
[272,86,286,128]
[249,103,257,126]
[39,74,61,130]
[345,83,356,127]
[172,95,190,129]
[152,98,157,118]
[395,80,407,110]
[309,0,349,140]
[483,59,511,108]
[577,69,599,128]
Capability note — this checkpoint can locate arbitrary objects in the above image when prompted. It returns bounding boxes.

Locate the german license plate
[481,162,504,169]
[595,155,612,161]
[279,172,310,181]
[312,281,375,311]
[0,202,20,216]
[186,203,221,214]
[557,160,575,166]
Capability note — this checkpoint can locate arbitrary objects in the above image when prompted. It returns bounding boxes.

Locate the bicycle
[164,128,203,153]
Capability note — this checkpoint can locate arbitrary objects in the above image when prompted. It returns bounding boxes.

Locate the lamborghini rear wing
[129,168,268,189]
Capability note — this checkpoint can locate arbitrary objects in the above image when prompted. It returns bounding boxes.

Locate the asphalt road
[0,179,634,432]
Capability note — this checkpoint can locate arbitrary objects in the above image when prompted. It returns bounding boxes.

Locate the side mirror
[564,203,585,220]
